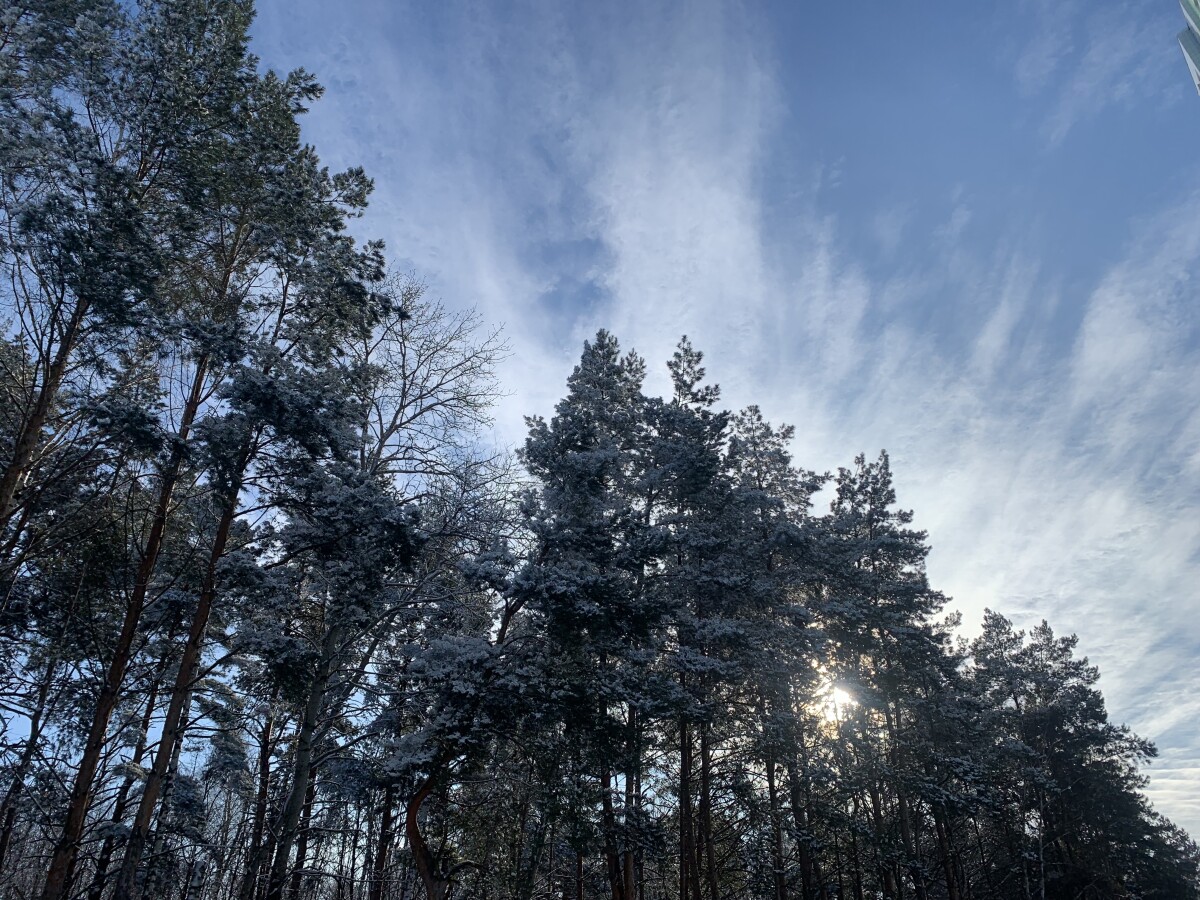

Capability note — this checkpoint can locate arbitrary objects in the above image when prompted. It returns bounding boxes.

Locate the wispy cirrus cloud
[755,193,1200,830]
[1013,0,1079,95]
[1013,0,1181,146]
[253,0,1200,834]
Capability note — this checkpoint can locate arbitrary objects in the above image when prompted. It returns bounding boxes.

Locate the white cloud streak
[254,0,1200,834]
[1023,0,1180,146]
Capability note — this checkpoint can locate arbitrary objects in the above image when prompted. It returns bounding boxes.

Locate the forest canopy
[1,2,1196,900]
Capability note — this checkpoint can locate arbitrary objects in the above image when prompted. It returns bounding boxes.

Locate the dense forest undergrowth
[1,2,1198,899]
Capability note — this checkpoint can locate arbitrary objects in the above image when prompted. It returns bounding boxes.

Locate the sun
[821,686,856,723]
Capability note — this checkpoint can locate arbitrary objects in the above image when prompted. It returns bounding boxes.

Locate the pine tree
[515,331,669,900]
[968,612,1200,899]
[3,6,1198,896]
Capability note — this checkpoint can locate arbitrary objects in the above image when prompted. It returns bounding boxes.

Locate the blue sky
[252,0,1200,834]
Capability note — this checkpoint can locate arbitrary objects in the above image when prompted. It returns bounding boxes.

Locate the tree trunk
[406,777,450,900]
[765,755,788,900]
[114,470,243,899]
[516,803,549,900]
[896,787,927,900]
[934,809,962,900]
[623,766,636,900]
[698,727,719,900]
[885,706,927,900]
[346,804,363,900]
[869,783,899,900]
[848,796,865,900]
[679,720,702,900]
[0,294,88,531]
[601,769,623,900]
[87,658,168,900]
[238,706,279,900]
[287,772,317,900]
[264,623,342,900]
[622,709,638,900]
[0,656,57,874]
[209,792,244,900]
[41,354,210,900]
[368,785,397,900]
[783,753,823,900]
[142,685,194,900]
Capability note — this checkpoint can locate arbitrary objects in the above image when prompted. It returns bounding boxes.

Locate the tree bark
[869,783,899,900]
[896,786,928,900]
[368,784,397,900]
[0,656,57,874]
[783,753,821,900]
[0,294,88,531]
[885,706,927,900]
[622,709,638,900]
[679,720,702,900]
[601,768,623,900]
[114,467,244,899]
[287,772,317,900]
[264,623,342,900]
[41,354,210,900]
[698,726,719,900]
[848,795,866,900]
[142,684,194,899]
[623,766,636,900]
[406,776,450,900]
[238,706,279,900]
[765,755,788,900]
[934,809,962,900]
[86,657,168,900]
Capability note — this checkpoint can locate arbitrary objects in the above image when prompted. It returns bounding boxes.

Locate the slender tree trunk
[869,783,899,900]
[406,776,450,900]
[114,469,244,899]
[516,804,549,900]
[601,769,623,900]
[885,706,927,900]
[679,720,701,900]
[848,796,865,900]
[287,772,317,900]
[239,706,279,900]
[369,785,397,900]
[622,709,638,900]
[334,801,349,900]
[698,727,719,900]
[142,685,194,899]
[0,295,88,530]
[349,804,364,900]
[210,797,245,900]
[362,804,377,900]
[514,792,529,893]
[765,755,788,900]
[896,787,927,900]
[623,766,636,900]
[41,354,211,900]
[0,656,56,874]
[87,659,168,900]
[934,810,961,900]
[181,857,198,900]
[969,817,995,900]
[264,623,343,900]
[783,753,823,900]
